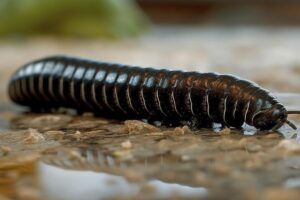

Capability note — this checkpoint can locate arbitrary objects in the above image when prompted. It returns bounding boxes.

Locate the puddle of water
[36,142,299,200]
[38,162,208,200]
[37,146,210,199]
[285,177,300,189]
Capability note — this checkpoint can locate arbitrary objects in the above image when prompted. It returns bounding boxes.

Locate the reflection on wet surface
[39,162,207,200]
[0,93,300,199]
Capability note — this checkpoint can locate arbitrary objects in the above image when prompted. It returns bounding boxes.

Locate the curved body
[8,56,287,130]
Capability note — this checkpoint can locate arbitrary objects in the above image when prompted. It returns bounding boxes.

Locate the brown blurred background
[137,0,300,25]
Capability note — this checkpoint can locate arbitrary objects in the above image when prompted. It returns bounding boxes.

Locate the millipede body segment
[8,56,298,131]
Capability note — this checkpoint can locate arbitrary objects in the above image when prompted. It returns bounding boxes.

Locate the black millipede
[8,55,300,131]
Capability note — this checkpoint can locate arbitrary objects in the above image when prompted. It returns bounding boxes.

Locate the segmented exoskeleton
[8,56,299,130]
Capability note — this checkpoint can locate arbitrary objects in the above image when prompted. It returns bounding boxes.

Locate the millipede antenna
[286,120,297,130]
[287,111,300,115]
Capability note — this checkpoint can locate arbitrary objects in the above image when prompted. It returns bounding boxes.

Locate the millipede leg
[161,118,181,127]
[186,116,213,130]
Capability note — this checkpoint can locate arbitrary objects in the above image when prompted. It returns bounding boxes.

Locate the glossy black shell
[8,56,284,129]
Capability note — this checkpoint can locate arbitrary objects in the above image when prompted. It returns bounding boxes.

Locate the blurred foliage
[0,0,147,38]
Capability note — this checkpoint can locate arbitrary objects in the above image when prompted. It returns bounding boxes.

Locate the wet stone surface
[0,109,299,200]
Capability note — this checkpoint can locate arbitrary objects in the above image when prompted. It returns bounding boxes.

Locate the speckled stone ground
[0,27,300,200]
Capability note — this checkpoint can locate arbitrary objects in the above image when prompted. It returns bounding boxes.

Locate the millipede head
[253,104,288,131]
[253,106,300,131]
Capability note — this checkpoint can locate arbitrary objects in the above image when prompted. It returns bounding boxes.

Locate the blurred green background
[1,0,300,39]
[0,0,147,38]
